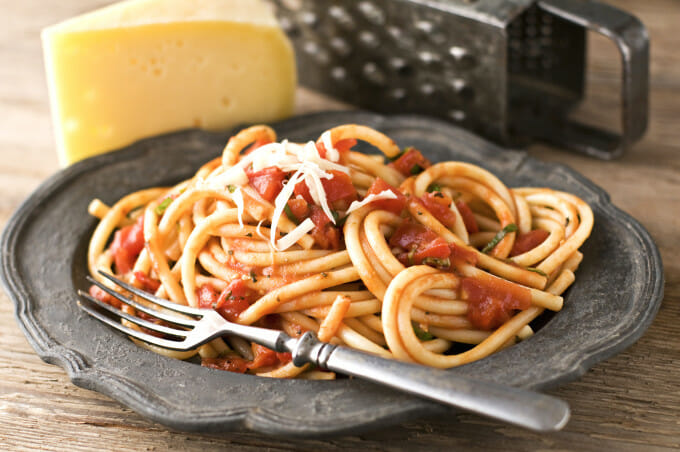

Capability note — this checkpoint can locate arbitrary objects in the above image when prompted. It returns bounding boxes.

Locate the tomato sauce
[390,148,431,176]
[366,178,406,215]
[389,221,452,266]
[455,201,478,234]
[246,166,287,202]
[110,216,145,274]
[461,274,531,330]
[419,193,457,228]
[202,356,249,373]
[510,229,550,256]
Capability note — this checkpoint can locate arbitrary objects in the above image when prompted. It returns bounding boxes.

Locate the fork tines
[78,272,200,350]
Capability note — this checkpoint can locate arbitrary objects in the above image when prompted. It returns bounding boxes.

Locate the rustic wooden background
[1,0,678,450]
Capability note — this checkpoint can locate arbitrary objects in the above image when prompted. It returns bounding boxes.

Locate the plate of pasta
[0,111,663,435]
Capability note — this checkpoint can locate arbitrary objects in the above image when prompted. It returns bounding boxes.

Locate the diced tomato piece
[309,205,332,228]
[461,275,531,330]
[294,171,357,206]
[419,193,457,228]
[307,205,341,249]
[455,201,479,234]
[214,282,252,323]
[312,225,341,250]
[389,221,451,265]
[293,180,313,204]
[287,197,309,220]
[246,166,287,202]
[202,356,249,373]
[449,243,478,266]
[89,284,121,309]
[323,170,357,204]
[510,229,550,256]
[244,138,272,155]
[110,216,145,274]
[316,138,357,161]
[247,344,280,369]
[133,271,160,293]
[391,148,431,176]
[366,178,407,214]
[196,284,219,310]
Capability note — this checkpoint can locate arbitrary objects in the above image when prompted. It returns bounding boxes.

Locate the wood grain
[1,0,678,450]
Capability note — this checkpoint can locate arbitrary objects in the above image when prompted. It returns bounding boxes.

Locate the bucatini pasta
[86,124,593,379]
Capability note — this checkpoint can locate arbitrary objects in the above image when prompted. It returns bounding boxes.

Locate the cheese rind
[42,0,296,166]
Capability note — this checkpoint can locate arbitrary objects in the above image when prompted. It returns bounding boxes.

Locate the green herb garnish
[388,148,408,162]
[154,197,173,216]
[526,267,547,277]
[421,257,451,269]
[250,271,257,283]
[332,210,348,227]
[227,185,236,193]
[410,164,424,175]
[481,223,518,254]
[412,323,434,341]
[426,183,442,193]
[284,203,299,225]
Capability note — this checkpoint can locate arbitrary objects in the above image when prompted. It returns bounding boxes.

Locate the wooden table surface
[1,0,678,450]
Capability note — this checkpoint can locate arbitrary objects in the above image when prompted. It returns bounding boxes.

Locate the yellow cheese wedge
[42,0,296,166]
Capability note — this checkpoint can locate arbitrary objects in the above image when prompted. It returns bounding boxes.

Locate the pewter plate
[0,112,663,436]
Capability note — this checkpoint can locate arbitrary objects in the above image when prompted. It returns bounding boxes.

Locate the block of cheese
[42,0,296,166]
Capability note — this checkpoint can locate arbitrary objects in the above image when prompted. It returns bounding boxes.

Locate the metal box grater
[268,0,649,159]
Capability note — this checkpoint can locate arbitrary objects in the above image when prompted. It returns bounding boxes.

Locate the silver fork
[78,271,570,432]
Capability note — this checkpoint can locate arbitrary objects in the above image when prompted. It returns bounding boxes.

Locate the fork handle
[291,332,570,432]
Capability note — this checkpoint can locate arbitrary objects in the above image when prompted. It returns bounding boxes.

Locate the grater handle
[537,0,649,159]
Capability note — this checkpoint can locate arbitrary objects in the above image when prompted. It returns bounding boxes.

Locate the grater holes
[303,41,331,65]
[280,0,302,11]
[329,37,352,58]
[300,11,318,27]
[357,1,385,26]
[389,57,413,77]
[358,31,380,49]
[328,5,355,30]
[362,62,386,86]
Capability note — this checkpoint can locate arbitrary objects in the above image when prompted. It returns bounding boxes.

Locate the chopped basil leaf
[481,223,518,254]
[333,210,348,227]
[426,183,442,193]
[412,323,434,341]
[526,267,547,277]
[250,271,257,283]
[388,148,409,162]
[154,197,173,215]
[421,257,451,269]
[410,164,424,175]
[284,203,299,225]
[227,185,237,193]
[407,247,417,266]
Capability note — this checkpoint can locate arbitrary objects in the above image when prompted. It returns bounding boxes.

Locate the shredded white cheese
[321,130,340,162]
[345,190,398,214]
[276,218,315,251]
[212,136,360,250]
[231,186,245,228]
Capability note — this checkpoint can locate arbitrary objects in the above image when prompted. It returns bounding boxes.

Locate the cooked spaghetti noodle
[87,124,593,379]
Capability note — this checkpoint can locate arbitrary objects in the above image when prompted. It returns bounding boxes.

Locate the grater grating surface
[269,0,648,159]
